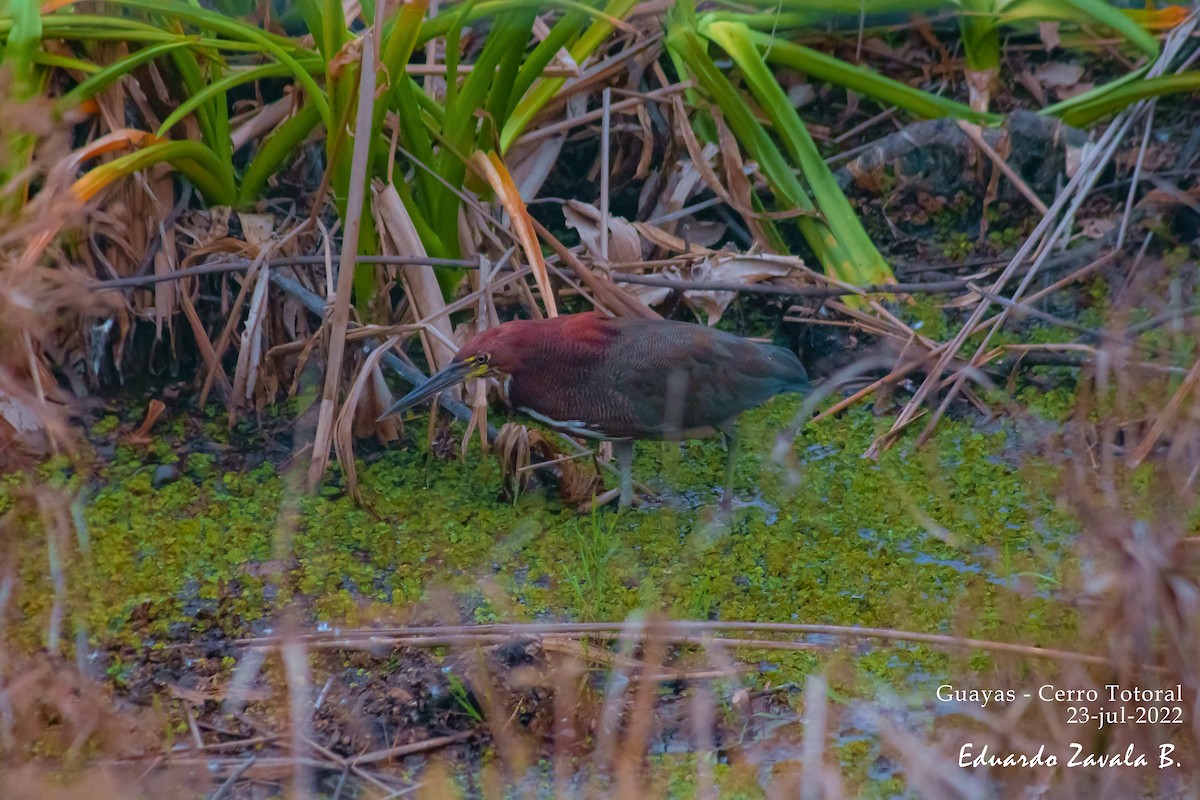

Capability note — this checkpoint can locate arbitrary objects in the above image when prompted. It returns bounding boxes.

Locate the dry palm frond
[372,182,458,374]
[495,422,535,501]
[495,422,603,504]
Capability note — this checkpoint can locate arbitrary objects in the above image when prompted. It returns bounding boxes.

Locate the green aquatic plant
[0,391,1094,794]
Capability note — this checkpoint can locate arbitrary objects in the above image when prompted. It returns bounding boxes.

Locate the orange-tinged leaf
[125,399,166,445]
[470,150,558,318]
[1123,5,1189,31]
[67,129,164,201]
[85,128,160,156]
[72,170,114,202]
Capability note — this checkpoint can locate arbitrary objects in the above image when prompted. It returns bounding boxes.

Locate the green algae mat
[2,392,1095,796]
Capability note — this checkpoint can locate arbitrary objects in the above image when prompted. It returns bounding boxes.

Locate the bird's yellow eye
[467,353,490,377]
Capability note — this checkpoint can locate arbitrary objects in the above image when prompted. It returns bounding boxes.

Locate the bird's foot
[696,487,735,529]
[578,487,642,514]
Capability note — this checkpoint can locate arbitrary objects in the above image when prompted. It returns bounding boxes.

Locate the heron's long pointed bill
[376,360,476,422]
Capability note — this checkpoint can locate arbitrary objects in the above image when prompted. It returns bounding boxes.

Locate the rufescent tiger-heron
[377,312,810,509]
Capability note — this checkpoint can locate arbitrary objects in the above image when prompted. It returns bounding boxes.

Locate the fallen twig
[350,731,476,766]
[209,755,257,800]
[613,273,966,298]
[89,255,478,291]
[236,620,1119,668]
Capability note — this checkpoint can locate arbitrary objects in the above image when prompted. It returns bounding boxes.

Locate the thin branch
[956,119,1049,215]
[613,273,967,298]
[350,731,476,766]
[236,620,1120,668]
[91,255,477,291]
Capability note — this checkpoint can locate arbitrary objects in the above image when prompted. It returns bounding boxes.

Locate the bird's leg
[719,423,739,512]
[613,440,635,509]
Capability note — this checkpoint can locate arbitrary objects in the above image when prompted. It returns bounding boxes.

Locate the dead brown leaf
[373,181,458,374]
[562,200,644,263]
[1037,62,1084,87]
[125,399,166,445]
[1037,22,1061,51]
[334,335,401,506]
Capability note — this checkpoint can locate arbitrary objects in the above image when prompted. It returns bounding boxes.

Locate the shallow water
[2,397,1080,796]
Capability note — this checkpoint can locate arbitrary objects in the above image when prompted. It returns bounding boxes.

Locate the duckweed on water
[5,398,1079,791]
[14,400,1073,649]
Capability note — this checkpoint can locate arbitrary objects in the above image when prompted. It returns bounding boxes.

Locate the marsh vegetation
[1,1,1199,797]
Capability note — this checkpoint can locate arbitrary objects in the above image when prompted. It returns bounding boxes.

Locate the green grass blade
[166,40,234,191]
[12,14,289,54]
[434,12,532,229]
[3,14,164,40]
[56,39,195,112]
[666,21,829,258]
[420,0,635,42]
[958,0,1000,73]
[237,102,322,205]
[1047,71,1200,127]
[210,0,257,15]
[67,0,332,129]
[378,0,426,84]
[388,161,445,255]
[293,0,347,62]
[166,37,218,145]
[78,140,236,206]
[156,61,315,136]
[711,0,939,11]
[442,0,476,112]
[3,0,42,98]
[747,30,1001,124]
[390,76,440,217]
[701,19,893,285]
[376,1,435,206]
[499,0,639,153]
[0,0,44,211]
[509,7,584,115]
[32,50,99,73]
[1003,0,1160,58]
[483,8,538,143]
